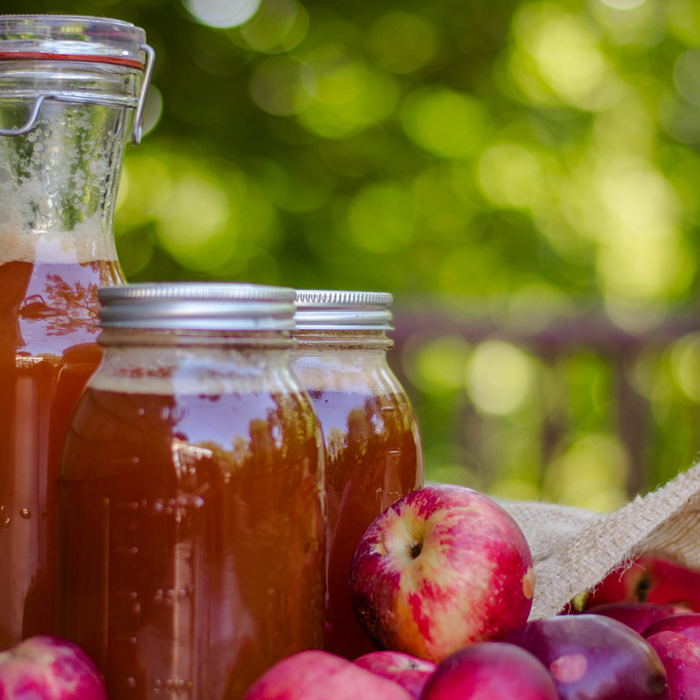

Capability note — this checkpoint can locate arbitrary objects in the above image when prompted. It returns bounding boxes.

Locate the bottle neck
[99,328,295,349]
[94,331,296,396]
[292,329,394,351]
[290,330,407,399]
[0,62,140,266]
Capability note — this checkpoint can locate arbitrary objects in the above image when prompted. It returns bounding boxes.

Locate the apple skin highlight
[647,631,700,700]
[353,650,436,699]
[241,650,413,700]
[582,602,681,635]
[349,484,535,663]
[422,642,559,700]
[506,615,670,700]
[643,613,700,644]
[0,635,107,700]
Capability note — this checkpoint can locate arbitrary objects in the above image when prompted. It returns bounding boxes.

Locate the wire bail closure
[0,44,155,145]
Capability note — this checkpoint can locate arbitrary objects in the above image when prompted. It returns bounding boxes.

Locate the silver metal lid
[294,290,393,330]
[98,283,296,331]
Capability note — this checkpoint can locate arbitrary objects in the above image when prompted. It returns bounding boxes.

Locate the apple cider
[0,15,152,648]
[291,291,424,659]
[0,258,124,648]
[58,284,326,700]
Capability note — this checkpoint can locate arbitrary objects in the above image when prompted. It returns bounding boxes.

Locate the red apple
[0,635,106,699]
[349,484,536,663]
[587,556,700,611]
[643,613,700,645]
[421,642,559,700]
[585,602,681,634]
[242,650,413,700]
[353,651,436,699]
[647,631,700,700]
[505,615,669,700]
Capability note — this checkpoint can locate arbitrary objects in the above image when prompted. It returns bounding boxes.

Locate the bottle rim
[0,15,147,67]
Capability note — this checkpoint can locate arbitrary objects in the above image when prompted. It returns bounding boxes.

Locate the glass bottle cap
[98,283,296,332]
[0,15,146,67]
[294,290,393,331]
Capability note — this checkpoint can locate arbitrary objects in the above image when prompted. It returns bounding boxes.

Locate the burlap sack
[499,461,700,620]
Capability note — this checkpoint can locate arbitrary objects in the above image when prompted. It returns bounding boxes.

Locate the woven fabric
[498,463,700,619]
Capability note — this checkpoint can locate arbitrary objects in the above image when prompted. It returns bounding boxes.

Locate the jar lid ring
[0,44,156,146]
[0,51,144,68]
[97,282,297,332]
[294,289,394,331]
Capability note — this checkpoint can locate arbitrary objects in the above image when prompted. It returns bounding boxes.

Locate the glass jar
[58,284,326,700]
[290,290,424,659]
[0,15,153,647]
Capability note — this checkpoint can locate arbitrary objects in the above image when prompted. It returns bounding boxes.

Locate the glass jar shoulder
[63,344,321,483]
[92,343,306,394]
[290,348,408,399]
[290,348,422,450]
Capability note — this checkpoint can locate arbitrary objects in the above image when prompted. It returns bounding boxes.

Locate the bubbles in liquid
[19,509,31,519]
[159,680,187,691]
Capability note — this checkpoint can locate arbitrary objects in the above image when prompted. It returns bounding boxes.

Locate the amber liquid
[0,260,124,649]
[58,386,325,700]
[308,388,423,659]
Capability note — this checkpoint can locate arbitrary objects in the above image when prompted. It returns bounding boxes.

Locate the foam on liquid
[0,215,118,266]
[90,346,296,397]
[0,108,121,266]
[290,352,394,395]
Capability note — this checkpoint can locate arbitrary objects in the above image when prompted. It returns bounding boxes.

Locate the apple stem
[636,575,651,603]
[410,541,423,559]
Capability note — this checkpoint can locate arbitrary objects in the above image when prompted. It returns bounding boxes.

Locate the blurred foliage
[8,0,700,509]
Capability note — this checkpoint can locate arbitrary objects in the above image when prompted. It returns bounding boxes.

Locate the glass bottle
[0,15,153,647]
[58,283,326,700]
[290,290,424,659]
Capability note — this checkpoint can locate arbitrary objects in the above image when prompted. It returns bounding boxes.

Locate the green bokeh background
[8,0,700,510]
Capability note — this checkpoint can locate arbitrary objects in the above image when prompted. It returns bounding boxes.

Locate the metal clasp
[0,44,156,145]
[132,44,155,146]
[0,94,49,137]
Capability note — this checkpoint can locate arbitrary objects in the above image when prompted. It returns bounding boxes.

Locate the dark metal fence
[390,305,700,503]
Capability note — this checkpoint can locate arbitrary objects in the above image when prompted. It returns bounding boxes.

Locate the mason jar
[291,290,424,659]
[58,283,326,700]
[0,14,153,647]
